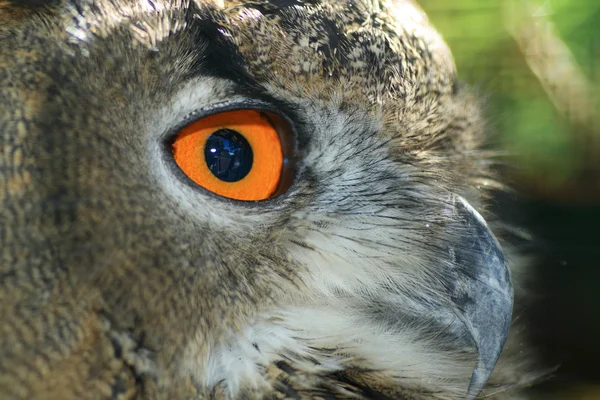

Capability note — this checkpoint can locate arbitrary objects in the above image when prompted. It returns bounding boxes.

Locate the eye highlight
[172,110,291,201]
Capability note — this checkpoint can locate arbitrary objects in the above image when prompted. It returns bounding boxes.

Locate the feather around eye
[172,110,285,201]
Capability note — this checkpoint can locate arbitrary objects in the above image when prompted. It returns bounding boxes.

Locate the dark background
[419,1,600,398]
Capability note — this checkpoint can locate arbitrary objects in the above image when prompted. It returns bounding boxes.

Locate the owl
[0,0,544,399]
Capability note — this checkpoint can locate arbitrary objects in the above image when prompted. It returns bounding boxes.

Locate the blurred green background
[421,0,600,198]
[418,1,600,398]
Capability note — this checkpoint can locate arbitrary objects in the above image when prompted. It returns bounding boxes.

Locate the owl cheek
[442,196,514,400]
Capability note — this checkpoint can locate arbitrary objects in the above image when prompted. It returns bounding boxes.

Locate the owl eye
[171,109,293,201]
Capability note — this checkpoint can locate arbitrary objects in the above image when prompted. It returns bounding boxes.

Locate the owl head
[0,1,538,399]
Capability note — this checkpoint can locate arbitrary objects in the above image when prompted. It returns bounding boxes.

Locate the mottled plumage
[0,0,542,399]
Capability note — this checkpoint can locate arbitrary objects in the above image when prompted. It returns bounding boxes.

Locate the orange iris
[172,110,284,201]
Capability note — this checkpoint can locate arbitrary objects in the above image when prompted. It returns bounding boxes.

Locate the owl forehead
[43,0,455,106]
[209,0,456,104]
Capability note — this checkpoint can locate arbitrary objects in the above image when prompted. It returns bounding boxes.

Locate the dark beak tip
[452,196,515,399]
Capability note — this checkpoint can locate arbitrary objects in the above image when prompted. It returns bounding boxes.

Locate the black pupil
[204,129,253,182]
